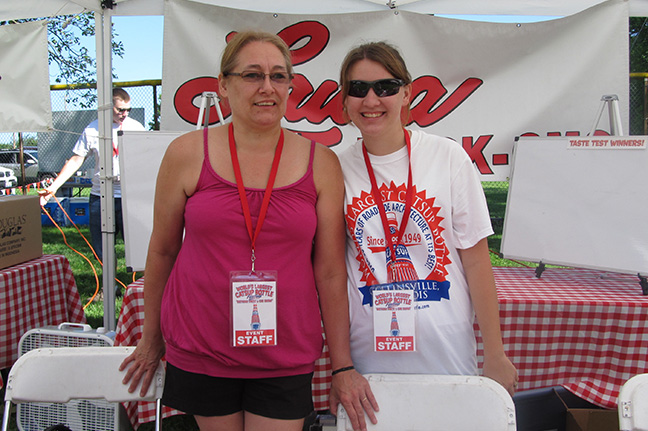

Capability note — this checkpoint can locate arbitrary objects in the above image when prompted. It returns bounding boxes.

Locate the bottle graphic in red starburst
[390,310,400,336]
[385,211,418,282]
[250,303,261,330]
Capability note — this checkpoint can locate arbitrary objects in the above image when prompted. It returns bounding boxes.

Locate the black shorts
[162,363,314,420]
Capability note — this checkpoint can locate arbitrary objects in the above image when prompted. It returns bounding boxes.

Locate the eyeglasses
[116,107,132,113]
[224,71,293,85]
[347,79,405,98]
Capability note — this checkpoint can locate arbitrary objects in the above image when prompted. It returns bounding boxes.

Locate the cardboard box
[0,195,43,270]
[555,389,620,431]
[566,409,620,431]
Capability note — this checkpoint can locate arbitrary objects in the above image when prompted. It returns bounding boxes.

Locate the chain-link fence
[0,80,160,179]
[630,74,648,135]
[39,81,161,178]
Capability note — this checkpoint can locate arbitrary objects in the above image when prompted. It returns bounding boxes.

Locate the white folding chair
[618,373,648,431]
[337,374,516,431]
[2,346,165,431]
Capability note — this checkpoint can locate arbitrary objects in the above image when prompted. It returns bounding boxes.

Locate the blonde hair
[220,30,293,76]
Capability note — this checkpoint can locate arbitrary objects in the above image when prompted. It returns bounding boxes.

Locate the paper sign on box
[0,195,43,270]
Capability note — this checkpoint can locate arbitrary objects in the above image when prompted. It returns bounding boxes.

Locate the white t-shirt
[72,117,145,198]
[340,129,493,376]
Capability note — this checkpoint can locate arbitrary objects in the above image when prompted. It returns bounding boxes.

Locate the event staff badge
[227,123,283,348]
[372,286,416,352]
[231,271,277,347]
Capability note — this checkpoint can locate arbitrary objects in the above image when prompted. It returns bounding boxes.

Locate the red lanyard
[361,129,414,265]
[113,123,122,157]
[228,122,284,271]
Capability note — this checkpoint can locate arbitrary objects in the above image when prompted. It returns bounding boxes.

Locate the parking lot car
[0,148,44,184]
[0,166,18,189]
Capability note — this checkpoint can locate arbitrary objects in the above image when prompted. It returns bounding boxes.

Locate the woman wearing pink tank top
[120,31,377,431]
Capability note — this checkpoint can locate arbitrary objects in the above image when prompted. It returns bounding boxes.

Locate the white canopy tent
[2,0,648,18]
[1,0,645,330]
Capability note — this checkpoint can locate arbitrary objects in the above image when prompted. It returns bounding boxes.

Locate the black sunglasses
[347,79,405,98]
[116,107,132,113]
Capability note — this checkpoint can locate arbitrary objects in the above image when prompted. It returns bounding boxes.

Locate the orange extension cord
[41,195,129,309]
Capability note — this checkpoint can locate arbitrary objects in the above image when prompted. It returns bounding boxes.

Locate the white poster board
[501,136,648,276]
[119,130,183,271]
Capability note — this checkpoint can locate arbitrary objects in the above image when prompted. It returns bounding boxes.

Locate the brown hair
[220,30,293,76]
[339,41,412,124]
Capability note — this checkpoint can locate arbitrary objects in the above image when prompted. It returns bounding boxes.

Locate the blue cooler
[41,198,68,226]
[67,197,90,226]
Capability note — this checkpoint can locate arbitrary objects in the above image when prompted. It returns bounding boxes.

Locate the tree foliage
[630,17,648,73]
[1,13,124,108]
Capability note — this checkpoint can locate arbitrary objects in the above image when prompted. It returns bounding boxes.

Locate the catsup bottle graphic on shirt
[385,211,418,282]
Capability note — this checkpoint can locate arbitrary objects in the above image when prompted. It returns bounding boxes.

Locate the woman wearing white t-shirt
[337,42,518,399]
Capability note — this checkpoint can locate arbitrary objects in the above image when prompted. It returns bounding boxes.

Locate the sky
[109,15,165,82]
[104,14,558,84]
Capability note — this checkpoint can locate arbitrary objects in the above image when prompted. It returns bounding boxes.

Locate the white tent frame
[3,0,648,19]
[1,0,646,330]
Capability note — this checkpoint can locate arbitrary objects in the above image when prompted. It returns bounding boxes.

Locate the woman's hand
[119,333,166,397]
[483,353,518,396]
[329,370,379,431]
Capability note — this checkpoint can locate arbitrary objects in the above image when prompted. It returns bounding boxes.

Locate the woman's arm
[120,131,203,396]
[312,144,378,431]
[458,238,518,395]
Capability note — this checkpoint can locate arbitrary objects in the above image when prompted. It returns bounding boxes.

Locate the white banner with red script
[161,0,628,181]
[0,21,52,132]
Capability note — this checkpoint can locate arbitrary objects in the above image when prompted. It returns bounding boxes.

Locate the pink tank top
[161,128,323,378]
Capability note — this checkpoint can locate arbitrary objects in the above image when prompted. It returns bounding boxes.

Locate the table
[480,266,648,409]
[115,267,648,427]
[115,279,182,428]
[0,254,86,370]
[60,178,92,197]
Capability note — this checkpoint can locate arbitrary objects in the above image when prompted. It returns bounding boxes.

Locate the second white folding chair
[337,374,516,431]
[619,373,648,431]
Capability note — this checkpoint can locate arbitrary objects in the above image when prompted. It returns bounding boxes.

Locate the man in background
[39,87,145,260]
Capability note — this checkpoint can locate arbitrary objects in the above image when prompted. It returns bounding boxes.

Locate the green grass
[483,181,533,268]
[40,224,132,327]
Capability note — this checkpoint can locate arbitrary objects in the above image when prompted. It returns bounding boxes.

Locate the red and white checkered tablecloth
[116,267,648,426]
[477,266,648,409]
[114,279,177,429]
[0,254,86,370]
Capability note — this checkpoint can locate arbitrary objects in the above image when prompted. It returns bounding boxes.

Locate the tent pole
[95,8,116,330]
[18,133,26,195]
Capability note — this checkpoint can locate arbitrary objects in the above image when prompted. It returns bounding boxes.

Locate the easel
[195,91,227,130]
[588,94,623,136]
[535,95,624,280]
